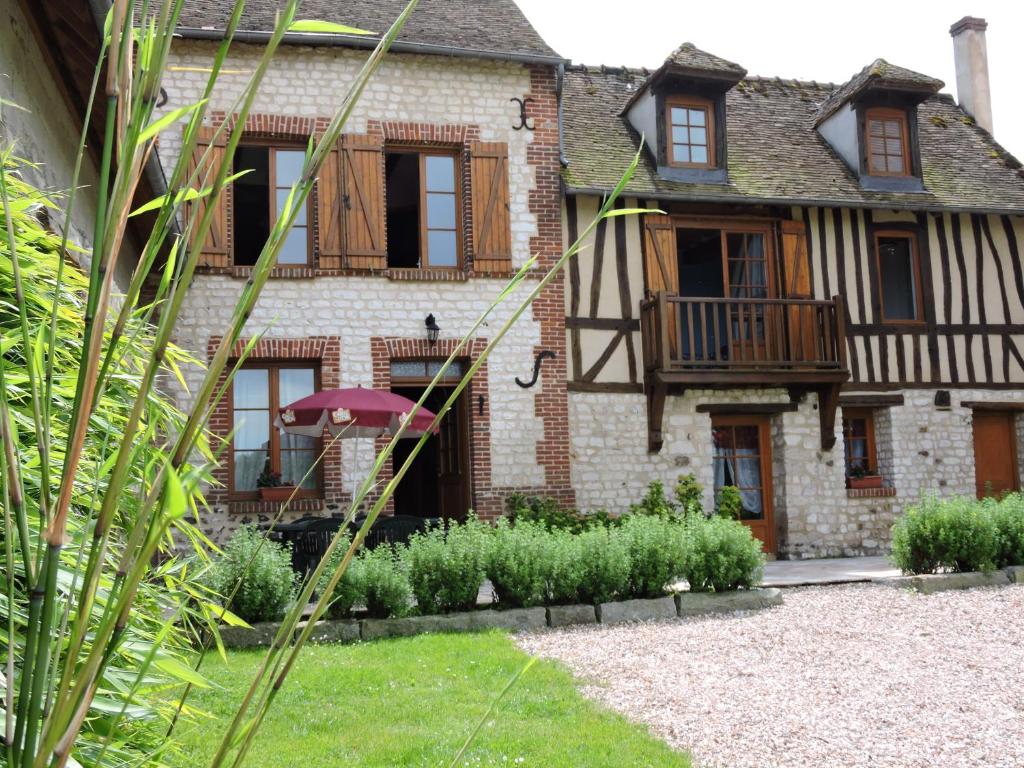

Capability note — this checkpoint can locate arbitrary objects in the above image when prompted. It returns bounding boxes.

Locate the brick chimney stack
[950,16,993,134]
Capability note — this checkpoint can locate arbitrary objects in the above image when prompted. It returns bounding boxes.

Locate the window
[233,144,310,266]
[231,364,319,498]
[666,97,713,168]
[385,148,460,269]
[866,108,910,176]
[875,232,923,322]
[842,408,877,478]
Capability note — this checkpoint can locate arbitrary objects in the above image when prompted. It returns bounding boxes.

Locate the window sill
[386,268,469,282]
[227,497,325,514]
[194,265,524,281]
[846,487,897,499]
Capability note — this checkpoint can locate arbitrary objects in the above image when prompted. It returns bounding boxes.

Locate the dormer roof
[621,42,746,115]
[815,59,944,125]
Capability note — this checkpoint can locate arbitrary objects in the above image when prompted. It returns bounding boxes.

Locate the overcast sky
[516,0,1023,158]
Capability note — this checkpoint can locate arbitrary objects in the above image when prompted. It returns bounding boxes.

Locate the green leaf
[137,99,208,144]
[162,461,187,520]
[287,19,374,36]
[154,656,210,688]
[129,169,252,217]
[602,208,664,218]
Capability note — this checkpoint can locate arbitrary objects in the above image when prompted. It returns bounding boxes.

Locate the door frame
[711,414,776,554]
[972,410,1020,499]
[389,359,472,520]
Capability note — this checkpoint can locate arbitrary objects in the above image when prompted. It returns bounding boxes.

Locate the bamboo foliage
[0,0,650,766]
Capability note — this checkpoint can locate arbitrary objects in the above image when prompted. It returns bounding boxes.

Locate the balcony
[640,293,851,451]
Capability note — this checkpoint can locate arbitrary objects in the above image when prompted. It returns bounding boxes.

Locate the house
[154,0,574,540]
[562,18,1024,557]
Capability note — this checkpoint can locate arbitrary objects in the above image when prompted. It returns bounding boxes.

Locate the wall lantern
[425,314,440,346]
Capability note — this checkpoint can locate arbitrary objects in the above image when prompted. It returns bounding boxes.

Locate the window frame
[864,107,912,177]
[842,407,878,480]
[233,139,314,268]
[228,360,323,501]
[664,96,715,170]
[874,230,925,325]
[384,145,464,271]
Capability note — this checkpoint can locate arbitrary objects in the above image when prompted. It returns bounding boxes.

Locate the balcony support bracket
[646,381,667,453]
[816,382,842,451]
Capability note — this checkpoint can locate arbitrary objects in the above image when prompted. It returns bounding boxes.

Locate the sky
[515,0,1023,158]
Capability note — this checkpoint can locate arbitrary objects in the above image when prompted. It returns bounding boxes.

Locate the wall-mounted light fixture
[425,314,440,346]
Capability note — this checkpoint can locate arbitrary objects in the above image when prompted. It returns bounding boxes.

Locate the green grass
[171,631,688,768]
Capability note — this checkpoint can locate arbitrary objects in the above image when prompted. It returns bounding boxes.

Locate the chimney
[950,16,993,133]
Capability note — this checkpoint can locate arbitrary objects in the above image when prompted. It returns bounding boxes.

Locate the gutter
[175,27,570,67]
[564,184,1024,218]
[556,63,568,167]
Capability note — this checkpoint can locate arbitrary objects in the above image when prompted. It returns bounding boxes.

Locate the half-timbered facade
[152,0,572,540]
[562,26,1024,557]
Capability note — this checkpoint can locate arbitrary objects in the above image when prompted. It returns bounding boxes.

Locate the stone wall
[158,42,569,540]
[569,387,1024,559]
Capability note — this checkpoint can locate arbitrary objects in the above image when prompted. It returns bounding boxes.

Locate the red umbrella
[274,387,438,438]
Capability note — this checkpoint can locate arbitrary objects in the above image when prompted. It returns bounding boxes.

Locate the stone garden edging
[217,587,784,648]
[876,566,1024,594]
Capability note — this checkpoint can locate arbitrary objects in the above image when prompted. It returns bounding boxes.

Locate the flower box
[848,475,883,490]
[259,486,299,502]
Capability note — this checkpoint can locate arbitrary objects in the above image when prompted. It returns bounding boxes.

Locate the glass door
[724,232,771,363]
[711,415,775,553]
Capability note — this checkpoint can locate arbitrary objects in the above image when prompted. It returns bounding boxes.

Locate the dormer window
[866,108,910,176]
[667,97,714,168]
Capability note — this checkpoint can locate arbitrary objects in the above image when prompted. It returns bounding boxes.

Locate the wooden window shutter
[186,125,230,267]
[341,133,386,270]
[780,219,815,360]
[469,141,511,273]
[316,137,344,269]
[642,214,678,295]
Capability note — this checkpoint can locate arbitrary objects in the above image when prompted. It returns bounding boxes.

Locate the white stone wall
[158,41,552,499]
[0,1,101,255]
[569,387,1024,558]
[158,42,539,270]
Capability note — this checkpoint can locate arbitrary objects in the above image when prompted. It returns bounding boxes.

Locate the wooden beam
[838,394,905,408]
[818,383,842,451]
[568,382,644,394]
[564,317,641,331]
[695,403,798,415]
[960,401,1024,412]
[646,382,667,453]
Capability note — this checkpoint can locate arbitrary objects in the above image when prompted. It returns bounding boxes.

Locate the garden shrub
[315,534,363,619]
[208,526,297,623]
[505,493,589,532]
[404,516,491,613]
[891,496,999,574]
[545,529,585,604]
[715,486,743,520]
[575,526,631,604]
[352,546,411,619]
[630,479,677,519]
[487,519,551,607]
[674,473,704,517]
[992,493,1024,568]
[683,516,764,593]
[619,515,687,598]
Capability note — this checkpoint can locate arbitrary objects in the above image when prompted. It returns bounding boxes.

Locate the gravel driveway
[517,583,1024,768]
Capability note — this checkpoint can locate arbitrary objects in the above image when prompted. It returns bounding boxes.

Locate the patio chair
[364,515,429,549]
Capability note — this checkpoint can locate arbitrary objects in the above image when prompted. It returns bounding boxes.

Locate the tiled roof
[176,0,562,61]
[562,65,1024,214]
[664,43,747,78]
[815,59,944,124]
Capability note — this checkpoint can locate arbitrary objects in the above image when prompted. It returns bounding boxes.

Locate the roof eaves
[174,26,570,66]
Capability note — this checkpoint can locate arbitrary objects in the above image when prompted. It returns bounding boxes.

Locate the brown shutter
[341,133,386,270]
[642,214,678,295]
[316,137,344,269]
[780,219,814,360]
[469,141,511,273]
[186,125,231,267]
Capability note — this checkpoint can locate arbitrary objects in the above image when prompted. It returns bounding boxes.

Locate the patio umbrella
[274,386,438,438]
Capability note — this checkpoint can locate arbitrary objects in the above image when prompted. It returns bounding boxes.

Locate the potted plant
[847,465,883,490]
[257,469,298,501]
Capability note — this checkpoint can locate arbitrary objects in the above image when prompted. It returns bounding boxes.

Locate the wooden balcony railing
[640,293,849,382]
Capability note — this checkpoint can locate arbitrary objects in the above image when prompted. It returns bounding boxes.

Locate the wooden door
[973,411,1019,499]
[712,415,775,553]
[437,390,470,521]
[723,231,773,364]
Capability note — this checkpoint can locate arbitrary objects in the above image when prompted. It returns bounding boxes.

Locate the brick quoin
[525,64,575,509]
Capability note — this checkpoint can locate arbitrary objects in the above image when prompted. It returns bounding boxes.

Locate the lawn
[170,631,688,768]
